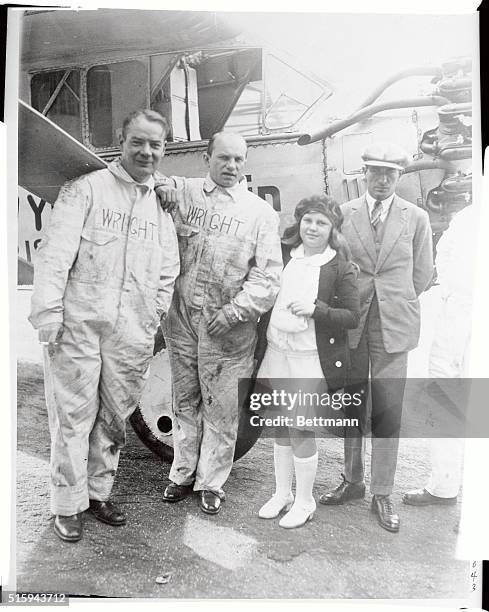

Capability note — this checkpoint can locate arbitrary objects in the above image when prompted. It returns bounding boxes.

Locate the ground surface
[17,364,468,600]
[15,287,470,600]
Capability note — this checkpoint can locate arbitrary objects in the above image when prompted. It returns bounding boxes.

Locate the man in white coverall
[29,109,179,542]
[158,132,282,515]
[403,204,477,508]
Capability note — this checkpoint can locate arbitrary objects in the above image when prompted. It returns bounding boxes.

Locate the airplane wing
[18,100,107,204]
[21,10,239,70]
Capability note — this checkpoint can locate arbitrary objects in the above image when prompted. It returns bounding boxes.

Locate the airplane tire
[129,327,263,463]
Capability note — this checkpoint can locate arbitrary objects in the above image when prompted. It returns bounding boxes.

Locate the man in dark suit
[319,142,433,532]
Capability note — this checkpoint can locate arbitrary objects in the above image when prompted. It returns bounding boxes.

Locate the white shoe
[278,500,316,529]
[258,493,294,519]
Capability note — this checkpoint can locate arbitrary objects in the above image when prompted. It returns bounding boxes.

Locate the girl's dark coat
[254,245,361,391]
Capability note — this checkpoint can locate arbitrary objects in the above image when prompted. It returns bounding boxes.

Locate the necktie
[371,200,383,229]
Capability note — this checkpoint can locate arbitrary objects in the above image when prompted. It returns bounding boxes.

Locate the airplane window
[263,54,331,132]
[342,132,374,175]
[151,59,201,142]
[196,48,262,139]
[87,66,113,148]
[223,51,332,136]
[224,81,263,137]
[30,70,81,141]
[87,60,148,149]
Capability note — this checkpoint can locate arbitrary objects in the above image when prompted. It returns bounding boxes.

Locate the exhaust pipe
[352,66,443,112]
[297,96,450,146]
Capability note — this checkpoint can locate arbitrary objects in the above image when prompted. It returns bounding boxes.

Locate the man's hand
[287,300,315,318]
[208,310,233,338]
[38,323,64,345]
[155,184,179,213]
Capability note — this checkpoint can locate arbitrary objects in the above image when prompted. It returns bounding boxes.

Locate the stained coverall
[29,161,179,515]
[164,175,282,496]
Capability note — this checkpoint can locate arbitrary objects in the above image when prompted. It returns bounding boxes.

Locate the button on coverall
[29,161,179,515]
[165,175,282,496]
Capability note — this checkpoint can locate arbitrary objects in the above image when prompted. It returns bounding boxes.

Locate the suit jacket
[341,194,433,353]
[255,246,360,391]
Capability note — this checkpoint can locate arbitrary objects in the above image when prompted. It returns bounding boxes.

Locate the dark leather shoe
[163,483,193,503]
[371,495,400,533]
[200,490,222,515]
[54,514,82,542]
[319,475,366,505]
[89,500,126,526]
[402,488,457,506]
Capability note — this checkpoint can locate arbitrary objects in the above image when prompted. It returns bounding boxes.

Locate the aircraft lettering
[258,186,281,212]
[246,174,281,211]
[101,208,157,241]
[27,195,48,231]
[185,205,244,237]
[24,239,42,263]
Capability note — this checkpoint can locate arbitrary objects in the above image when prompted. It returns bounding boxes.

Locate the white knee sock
[278,452,318,528]
[274,443,294,498]
[293,453,318,508]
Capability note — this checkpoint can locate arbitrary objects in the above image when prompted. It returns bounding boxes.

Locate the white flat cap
[362,142,410,171]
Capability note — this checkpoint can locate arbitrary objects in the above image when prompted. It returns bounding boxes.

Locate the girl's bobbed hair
[282,195,352,260]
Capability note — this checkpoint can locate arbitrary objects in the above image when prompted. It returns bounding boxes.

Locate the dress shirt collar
[203,174,248,201]
[365,191,395,217]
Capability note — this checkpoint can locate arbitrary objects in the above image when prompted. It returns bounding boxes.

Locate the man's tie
[371,200,383,230]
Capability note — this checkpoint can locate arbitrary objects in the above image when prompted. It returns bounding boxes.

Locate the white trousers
[425,294,471,497]
[44,318,153,515]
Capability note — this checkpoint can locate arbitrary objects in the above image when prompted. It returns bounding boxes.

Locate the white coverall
[164,175,282,496]
[29,161,179,515]
[426,205,477,498]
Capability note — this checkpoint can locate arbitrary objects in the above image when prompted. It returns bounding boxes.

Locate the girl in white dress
[256,196,360,528]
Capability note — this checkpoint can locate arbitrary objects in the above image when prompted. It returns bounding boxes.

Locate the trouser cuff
[343,474,364,485]
[193,485,225,500]
[87,475,115,501]
[370,486,394,496]
[169,473,196,487]
[50,482,89,516]
[425,485,460,498]
[344,469,365,484]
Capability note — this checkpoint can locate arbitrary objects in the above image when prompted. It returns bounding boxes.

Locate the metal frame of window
[262,53,331,133]
[84,56,151,152]
[30,53,153,152]
[39,69,80,116]
[28,46,332,153]
[150,54,181,107]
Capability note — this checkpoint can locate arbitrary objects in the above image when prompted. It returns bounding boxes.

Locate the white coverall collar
[110,160,155,191]
[203,174,248,201]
